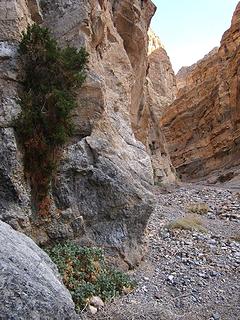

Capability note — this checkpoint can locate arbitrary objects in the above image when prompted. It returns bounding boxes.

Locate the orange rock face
[131,29,177,184]
[161,3,240,182]
[144,30,177,183]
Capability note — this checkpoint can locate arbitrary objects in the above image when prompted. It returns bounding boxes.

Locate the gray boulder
[0,221,78,320]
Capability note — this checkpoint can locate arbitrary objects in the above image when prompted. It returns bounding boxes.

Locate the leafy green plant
[15,24,88,215]
[46,242,135,311]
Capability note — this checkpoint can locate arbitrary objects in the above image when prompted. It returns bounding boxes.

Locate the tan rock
[135,29,177,184]
[88,305,98,315]
[161,2,240,182]
[89,296,104,309]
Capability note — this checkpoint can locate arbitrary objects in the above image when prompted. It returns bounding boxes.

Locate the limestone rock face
[147,29,176,102]
[111,5,176,184]
[0,0,158,268]
[0,221,78,319]
[130,28,176,184]
[0,0,33,232]
[112,0,156,133]
[144,30,177,183]
[161,3,240,182]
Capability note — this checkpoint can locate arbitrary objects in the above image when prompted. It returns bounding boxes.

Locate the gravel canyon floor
[85,184,240,320]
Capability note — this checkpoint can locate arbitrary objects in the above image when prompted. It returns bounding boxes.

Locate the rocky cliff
[0,0,177,270]
[161,2,240,182]
[145,29,176,184]
[127,28,176,184]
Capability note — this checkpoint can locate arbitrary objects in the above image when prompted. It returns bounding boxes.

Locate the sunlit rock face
[161,2,240,182]
[0,0,159,268]
[144,29,177,184]
[111,4,177,185]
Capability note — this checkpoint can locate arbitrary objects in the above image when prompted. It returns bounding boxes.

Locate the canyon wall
[127,28,176,184]
[0,0,176,269]
[0,0,153,269]
[145,29,177,183]
[161,2,240,182]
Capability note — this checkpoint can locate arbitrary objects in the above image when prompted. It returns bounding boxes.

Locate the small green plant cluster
[46,242,135,311]
[15,24,88,214]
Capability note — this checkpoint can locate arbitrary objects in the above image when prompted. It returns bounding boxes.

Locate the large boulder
[0,221,78,320]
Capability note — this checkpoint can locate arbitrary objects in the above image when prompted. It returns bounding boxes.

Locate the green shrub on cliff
[46,242,135,311]
[15,24,88,215]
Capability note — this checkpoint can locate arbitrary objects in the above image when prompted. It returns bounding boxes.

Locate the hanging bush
[15,24,89,215]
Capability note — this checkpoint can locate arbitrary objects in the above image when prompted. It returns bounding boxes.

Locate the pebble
[154,292,161,300]
[97,185,240,319]
[212,312,221,320]
[208,239,217,245]
[88,305,98,315]
[167,275,174,282]
[90,296,104,309]
[210,271,218,277]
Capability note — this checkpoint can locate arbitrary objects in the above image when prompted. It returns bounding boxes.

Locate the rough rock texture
[176,47,218,91]
[144,29,176,184]
[111,6,176,184]
[0,0,33,232]
[147,29,177,101]
[0,220,78,320]
[0,0,160,268]
[161,2,240,182]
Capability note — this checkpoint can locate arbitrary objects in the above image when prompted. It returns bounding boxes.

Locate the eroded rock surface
[0,0,165,268]
[0,221,78,320]
[161,3,240,182]
[0,1,33,233]
[144,29,177,184]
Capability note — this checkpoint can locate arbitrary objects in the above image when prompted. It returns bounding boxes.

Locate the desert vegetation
[15,24,88,215]
[167,214,207,233]
[46,242,135,311]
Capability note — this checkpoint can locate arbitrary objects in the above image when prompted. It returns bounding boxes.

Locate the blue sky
[151,0,239,72]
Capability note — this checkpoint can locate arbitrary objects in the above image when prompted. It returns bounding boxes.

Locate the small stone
[130,299,137,304]
[212,312,220,320]
[89,296,104,308]
[88,305,98,315]
[210,271,218,277]
[123,286,133,294]
[142,285,148,292]
[167,275,174,282]
[198,272,208,279]
[208,239,217,245]
[154,292,161,300]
